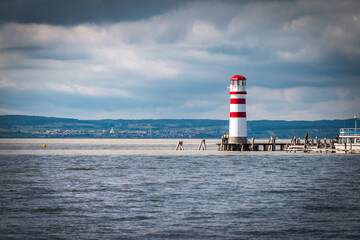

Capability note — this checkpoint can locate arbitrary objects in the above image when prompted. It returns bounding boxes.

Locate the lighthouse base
[229,137,247,144]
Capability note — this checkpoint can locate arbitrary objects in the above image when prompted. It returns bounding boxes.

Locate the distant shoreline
[0,115,354,139]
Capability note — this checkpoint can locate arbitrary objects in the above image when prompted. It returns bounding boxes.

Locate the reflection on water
[0,139,359,239]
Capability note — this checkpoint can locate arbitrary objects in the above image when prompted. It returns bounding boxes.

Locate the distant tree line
[0,115,355,139]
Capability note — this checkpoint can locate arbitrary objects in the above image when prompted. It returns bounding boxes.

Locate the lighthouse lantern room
[228,75,247,144]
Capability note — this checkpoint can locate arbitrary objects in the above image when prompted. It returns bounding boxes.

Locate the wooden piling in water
[198,139,206,150]
[175,141,184,151]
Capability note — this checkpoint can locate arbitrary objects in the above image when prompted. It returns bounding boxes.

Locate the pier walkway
[216,137,352,153]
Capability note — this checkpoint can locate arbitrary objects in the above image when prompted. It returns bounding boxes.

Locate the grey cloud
[1,46,90,61]
[0,0,359,120]
[0,0,190,25]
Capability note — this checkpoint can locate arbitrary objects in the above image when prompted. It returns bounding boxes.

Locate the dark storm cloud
[0,0,189,25]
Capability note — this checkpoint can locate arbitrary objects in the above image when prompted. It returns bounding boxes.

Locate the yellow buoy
[43,144,47,148]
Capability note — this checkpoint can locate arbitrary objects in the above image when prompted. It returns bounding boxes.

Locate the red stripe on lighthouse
[230,112,246,118]
[230,99,246,104]
[229,91,247,95]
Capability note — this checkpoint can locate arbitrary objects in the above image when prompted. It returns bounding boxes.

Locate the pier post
[272,137,276,151]
[175,141,184,151]
[198,139,206,150]
[316,137,319,149]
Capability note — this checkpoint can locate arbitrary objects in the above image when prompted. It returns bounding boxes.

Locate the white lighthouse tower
[228,75,247,144]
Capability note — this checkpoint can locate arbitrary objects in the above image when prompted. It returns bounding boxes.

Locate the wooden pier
[217,137,343,153]
[286,141,335,153]
[217,137,287,151]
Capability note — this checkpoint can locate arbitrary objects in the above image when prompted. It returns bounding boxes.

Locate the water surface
[0,139,359,239]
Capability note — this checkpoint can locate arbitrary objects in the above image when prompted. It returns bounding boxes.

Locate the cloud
[0,0,359,120]
[246,86,359,120]
[46,83,132,98]
[0,0,189,25]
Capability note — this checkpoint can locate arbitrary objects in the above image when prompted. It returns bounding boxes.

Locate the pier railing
[340,128,360,137]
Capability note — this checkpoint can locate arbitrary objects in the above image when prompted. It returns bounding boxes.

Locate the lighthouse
[228,75,247,144]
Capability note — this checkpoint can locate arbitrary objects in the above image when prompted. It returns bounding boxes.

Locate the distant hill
[0,115,355,139]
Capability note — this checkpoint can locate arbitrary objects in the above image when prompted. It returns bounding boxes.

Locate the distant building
[110,127,115,134]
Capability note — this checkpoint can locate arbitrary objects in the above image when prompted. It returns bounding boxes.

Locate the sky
[0,0,359,120]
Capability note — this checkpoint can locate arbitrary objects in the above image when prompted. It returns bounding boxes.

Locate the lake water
[0,139,359,239]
